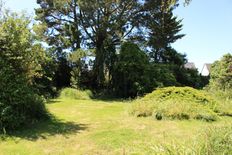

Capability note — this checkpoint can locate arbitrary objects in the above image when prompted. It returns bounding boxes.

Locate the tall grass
[150,125,232,154]
[59,88,93,100]
[206,89,232,117]
[130,99,218,121]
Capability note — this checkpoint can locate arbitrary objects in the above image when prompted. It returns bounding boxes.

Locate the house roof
[184,62,196,70]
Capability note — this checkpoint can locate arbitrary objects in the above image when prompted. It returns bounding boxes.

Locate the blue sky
[4,0,232,70]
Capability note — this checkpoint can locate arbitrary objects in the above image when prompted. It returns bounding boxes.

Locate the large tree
[35,0,143,88]
[35,0,187,90]
[112,42,151,97]
[35,0,82,89]
[78,0,143,87]
[35,0,81,52]
[143,0,185,64]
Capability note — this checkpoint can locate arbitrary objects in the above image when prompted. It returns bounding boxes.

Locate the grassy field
[0,98,231,155]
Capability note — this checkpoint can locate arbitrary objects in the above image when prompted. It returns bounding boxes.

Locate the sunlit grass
[0,98,231,154]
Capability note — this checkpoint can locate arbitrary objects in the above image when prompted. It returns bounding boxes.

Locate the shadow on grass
[46,99,62,104]
[92,96,131,103]
[1,117,88,141]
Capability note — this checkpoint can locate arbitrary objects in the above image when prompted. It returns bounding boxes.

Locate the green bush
[143,87,216,106]
[130,87,218,121]
[208,54,232,94]
[59,88,93,100]
[0,61,48,131]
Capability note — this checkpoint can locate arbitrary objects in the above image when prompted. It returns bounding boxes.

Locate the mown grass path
[0,99,231,154]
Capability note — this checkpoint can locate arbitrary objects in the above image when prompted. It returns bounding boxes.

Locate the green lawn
[0,99,231,155]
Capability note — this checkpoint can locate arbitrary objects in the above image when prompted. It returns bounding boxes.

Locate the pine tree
[144,0,185,64]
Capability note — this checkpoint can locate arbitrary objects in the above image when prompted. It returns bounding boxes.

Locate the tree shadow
[46,99,62,104]
[1,117,88,141]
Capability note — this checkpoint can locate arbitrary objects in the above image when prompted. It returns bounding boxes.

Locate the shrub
[130,87,218,121]
[0,61,48,131]
[143,87,216,105]
[59,88,93,100]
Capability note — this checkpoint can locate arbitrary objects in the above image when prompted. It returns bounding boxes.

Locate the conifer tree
[144,0,185,64]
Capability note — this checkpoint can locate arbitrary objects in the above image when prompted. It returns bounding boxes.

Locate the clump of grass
[149,125,232,155]
[130,87,219,121]
[129,100,155,117]
[207,89,232,116]
[216,99,232,116]
[59,88,93,100]
[200,125,232,154]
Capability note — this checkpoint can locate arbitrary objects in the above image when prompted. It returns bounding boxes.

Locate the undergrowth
[130,87,219,121]
[143,87,216,106]
[150,125,232,154]
[59,88,93,100]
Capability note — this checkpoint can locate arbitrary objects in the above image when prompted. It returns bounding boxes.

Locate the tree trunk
[94,35,106,88]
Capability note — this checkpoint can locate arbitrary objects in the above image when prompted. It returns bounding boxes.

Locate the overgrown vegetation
[59,88,93,100]
[206,53,232,116]
[0,0,231,154]
[142,87,215,104]
[33,0,207,95]
[0,59,48,132]
[200,125,232,154]
[0,99,231,154]
[0,13,49,131]
[151,125,232,154]
[208,54,232,95]
[130,87,219,121]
